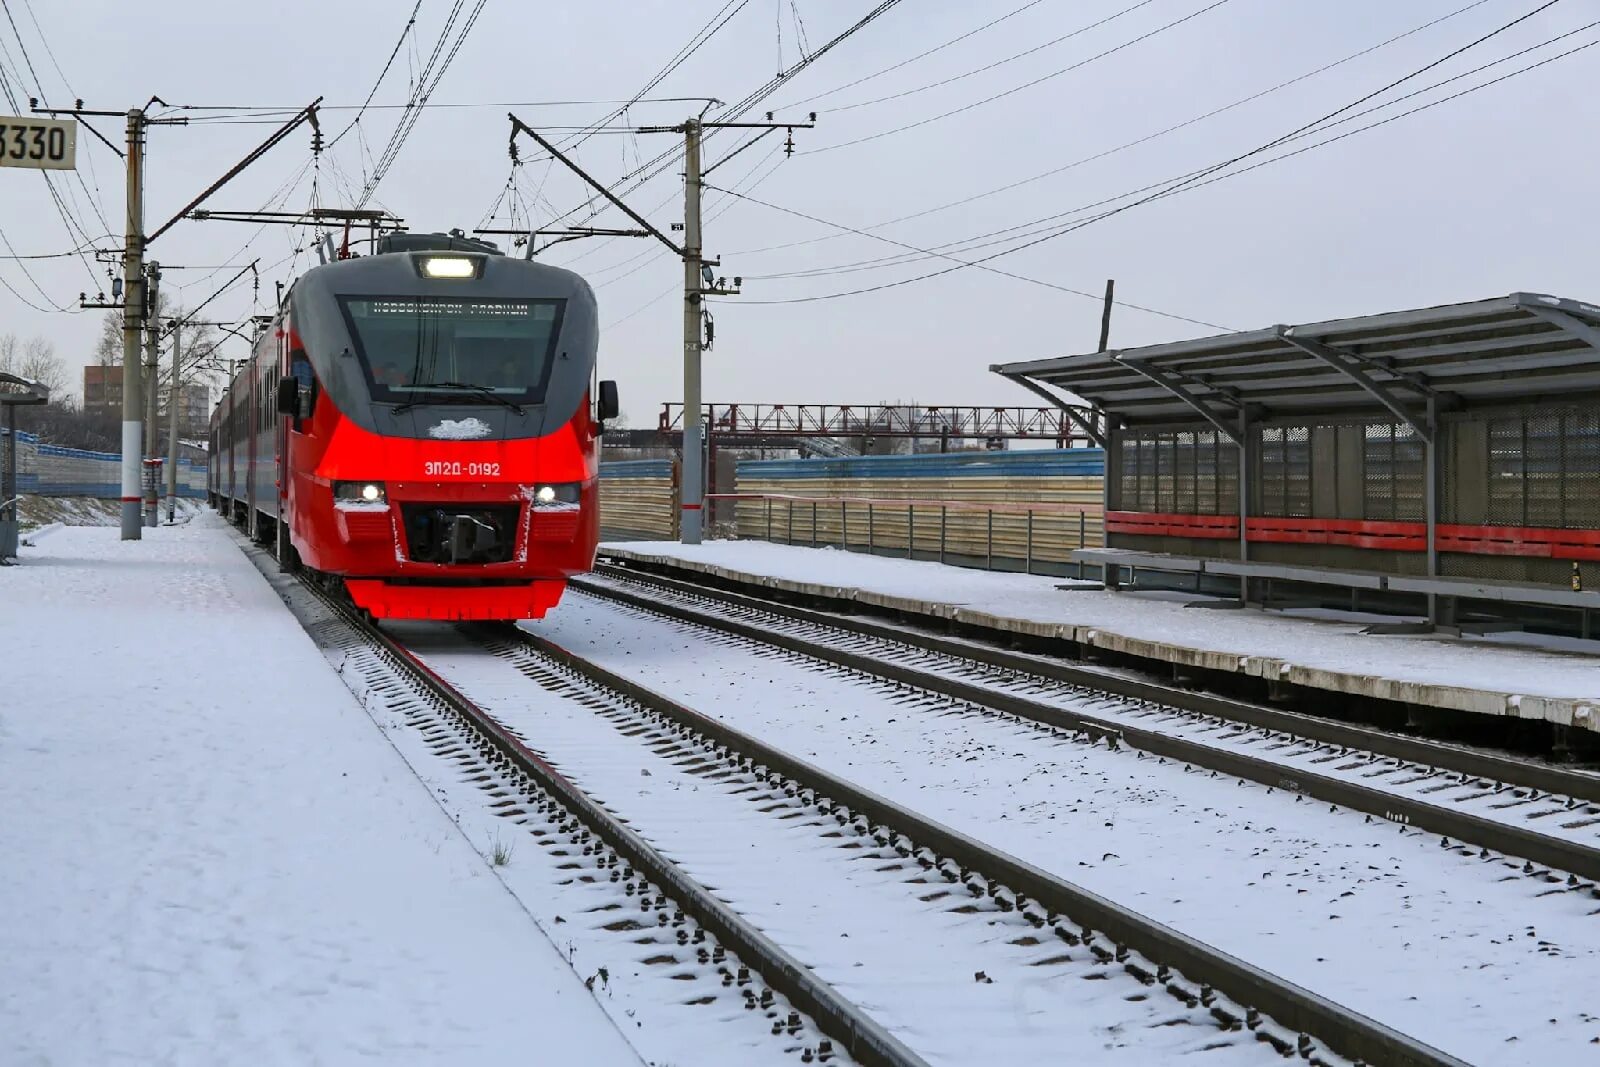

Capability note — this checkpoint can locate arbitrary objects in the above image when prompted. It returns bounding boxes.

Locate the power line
[781,0,1049,110]
[730,0,1498,259]
[600,145,791,329]
[825,0,1162,113]
[0,236,115,260]
[536,0,908,244]
[709,183,1232,329]
[477,0,755,230]
[805,0,1237,155]
[731,2,1588,305]
[358,0,490,207]
[0,53,104,288]
[747,12,1596,281]
[326,0,422,150]
[0,0,45,99]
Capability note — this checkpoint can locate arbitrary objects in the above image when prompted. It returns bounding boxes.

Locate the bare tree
[0,333,68,396]
[93,312,121,366]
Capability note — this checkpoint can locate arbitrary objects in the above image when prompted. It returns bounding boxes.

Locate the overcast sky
[2,0,1595,422]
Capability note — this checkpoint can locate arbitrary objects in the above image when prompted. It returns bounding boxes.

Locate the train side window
[289,349,316,431]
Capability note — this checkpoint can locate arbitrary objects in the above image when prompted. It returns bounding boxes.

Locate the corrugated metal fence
[0,428,207,499]
[599,457,679,541]
[599,448,1107,575]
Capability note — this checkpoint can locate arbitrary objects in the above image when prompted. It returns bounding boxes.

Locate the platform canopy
[993,292,1600,438]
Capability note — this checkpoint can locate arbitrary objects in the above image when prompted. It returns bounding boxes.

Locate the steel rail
[576,567,1600,884]
[253,554,927,1067]
[499,621,1464,1067]
[592,558,1600,804]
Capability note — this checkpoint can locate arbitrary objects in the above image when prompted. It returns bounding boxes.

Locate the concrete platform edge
[600,546,1598,733]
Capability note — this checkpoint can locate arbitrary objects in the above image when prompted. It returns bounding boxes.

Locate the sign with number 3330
[0,116,76,171]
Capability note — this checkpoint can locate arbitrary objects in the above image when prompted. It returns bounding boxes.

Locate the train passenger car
[210,231,618,620]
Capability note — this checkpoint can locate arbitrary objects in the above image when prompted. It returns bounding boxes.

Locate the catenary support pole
[1237,407,1251,603]
[681,117,705,545]
[1098,279,1115,352]
[165,320,182,522]
[120,109,146,541]
[142,263,162,527]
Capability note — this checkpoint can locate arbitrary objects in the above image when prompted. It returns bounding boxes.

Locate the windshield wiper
[391,381,525,415]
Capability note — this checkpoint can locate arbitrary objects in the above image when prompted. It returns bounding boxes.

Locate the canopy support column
[1112,359,1242,446]
[1275,328,1433,444]
[996,372,1105,447]
[1237,406,1251,602]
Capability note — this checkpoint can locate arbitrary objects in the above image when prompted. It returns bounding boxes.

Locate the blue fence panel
[1,427,207,499]
[601,458,675,479]
[737,448,1105,480]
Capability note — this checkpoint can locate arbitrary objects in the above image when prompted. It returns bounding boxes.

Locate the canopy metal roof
[993,293,1600,438]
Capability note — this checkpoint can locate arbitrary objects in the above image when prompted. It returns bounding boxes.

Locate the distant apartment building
[82,365,123,420]
[82,366,210,437]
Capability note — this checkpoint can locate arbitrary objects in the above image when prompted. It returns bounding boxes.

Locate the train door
[244,358,257,537]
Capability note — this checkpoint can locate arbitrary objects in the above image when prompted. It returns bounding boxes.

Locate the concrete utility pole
[119,108,146,540]
[506,111,812,545]
[680,118,706,544]
[142,262,162,527]
[165,320,182,523]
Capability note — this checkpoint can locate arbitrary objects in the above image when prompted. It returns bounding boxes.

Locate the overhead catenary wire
[357,0,490,207]
[804,0,1237,155]
[532,0,908,251]
[476,0,755,232]
[729,0,1587,306]
[709,182,1232,330]
[780,0,1050,110]
[0,32,109,288]
[326,0,423,150]
[746,7,1591,279]
[601,145,791,329]
[822,0,1163,113]
[729,0,1499,260]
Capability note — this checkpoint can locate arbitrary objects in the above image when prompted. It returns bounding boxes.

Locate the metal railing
[711,492,1103,576]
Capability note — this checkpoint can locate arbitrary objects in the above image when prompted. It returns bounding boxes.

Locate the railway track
[248,539,1458,1064]
[579,563,1600,886]
[439,625,1492,1066]
[415,624,1372,1065]
[245,545,906,1067]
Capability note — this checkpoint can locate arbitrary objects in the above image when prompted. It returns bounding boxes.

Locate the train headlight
[334,480,387,504]
[532,483,580,506]
[419,256,478,279]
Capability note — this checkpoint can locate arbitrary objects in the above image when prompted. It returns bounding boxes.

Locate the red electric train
[208,231,618,620]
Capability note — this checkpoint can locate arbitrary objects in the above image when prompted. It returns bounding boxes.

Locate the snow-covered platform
[0,517,639,1065]
[602,540,1600,735]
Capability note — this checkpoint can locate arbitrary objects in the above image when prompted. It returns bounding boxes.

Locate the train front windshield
[338,296,566,405]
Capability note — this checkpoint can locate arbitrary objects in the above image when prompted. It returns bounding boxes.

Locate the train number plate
[423,461,502,478]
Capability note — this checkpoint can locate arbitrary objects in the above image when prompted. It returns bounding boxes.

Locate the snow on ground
[15,494,205,530]
[604,540,1600,704]
[414,629,1286,1067]
[0,517,639,1066]
[533,591,1600,1066]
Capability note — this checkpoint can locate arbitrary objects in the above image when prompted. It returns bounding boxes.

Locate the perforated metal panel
[1137,435,1157,512]
[1526,411,1562,527]
[1196,431,1218,513]
[1259,427,1285,516]
[1486,417,1524,525]
[1174,431,1197,513]
[1217,438,1239,514]
[1362,422,1424,522]
[1119,429,1238,516]
[1564,408,1600,528]
[1285,425,1311,518]
[1118,436,1138,511]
